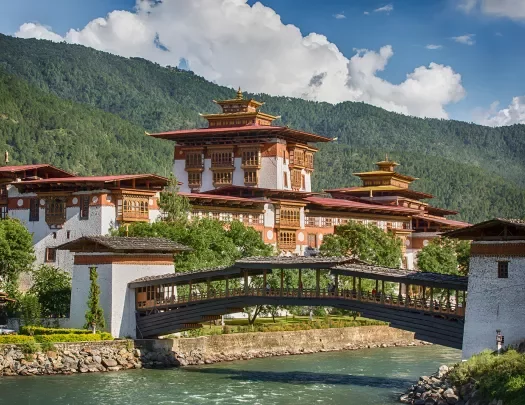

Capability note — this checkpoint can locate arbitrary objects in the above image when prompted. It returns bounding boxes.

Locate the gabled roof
[325,186,434,200]
[201,185,319,199]
[443,218,525,241]
[180,192,266,206]
[149,125,332,144]
[0,164,75,179]
[56,236,191,253]
[13,173,167,185]
[413,214,470,229]
[304,196,421,215]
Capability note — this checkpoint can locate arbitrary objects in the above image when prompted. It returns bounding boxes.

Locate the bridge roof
[331,263,468,290]
[129,257,358,287]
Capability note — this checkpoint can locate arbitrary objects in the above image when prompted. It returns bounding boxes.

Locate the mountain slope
[0,69,171,175]
[1,34,524,188]
[0,34,524,223]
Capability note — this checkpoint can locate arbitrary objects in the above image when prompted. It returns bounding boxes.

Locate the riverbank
[0,325,428,376]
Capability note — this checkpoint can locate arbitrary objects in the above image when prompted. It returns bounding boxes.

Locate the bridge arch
[130,257,467,349]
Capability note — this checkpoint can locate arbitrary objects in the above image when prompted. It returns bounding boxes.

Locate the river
[0,345,460,405]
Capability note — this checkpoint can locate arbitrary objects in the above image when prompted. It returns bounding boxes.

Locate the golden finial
[236,87,243,100]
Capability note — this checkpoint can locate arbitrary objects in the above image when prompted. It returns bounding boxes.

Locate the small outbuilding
[57,236,190,338]
[445,218,525,358]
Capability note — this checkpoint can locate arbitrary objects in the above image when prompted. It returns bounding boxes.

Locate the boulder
[101,359,118,368]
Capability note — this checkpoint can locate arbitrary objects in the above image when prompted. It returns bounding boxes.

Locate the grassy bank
[449,349,525,405]
[180,315,387,337]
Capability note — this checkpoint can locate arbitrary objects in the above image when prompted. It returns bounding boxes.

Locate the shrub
[20,326,91,336]
[0,335,36,344]
[34,333,112,343]
[20,341,40,354]
[18,293,42,326]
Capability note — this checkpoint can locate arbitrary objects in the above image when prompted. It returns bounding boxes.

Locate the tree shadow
[184,367,412,389]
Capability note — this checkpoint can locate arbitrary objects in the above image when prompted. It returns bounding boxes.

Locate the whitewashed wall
[462,245,525,358]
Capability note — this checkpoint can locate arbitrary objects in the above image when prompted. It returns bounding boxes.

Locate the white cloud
[374,4,394,13]
[333,13,346,19]
[363,11,370,15]
[459,0,525,20]
[451,34,476,45]
[425,44,443,50]
[15,0,465,119]
[474,97,525,126]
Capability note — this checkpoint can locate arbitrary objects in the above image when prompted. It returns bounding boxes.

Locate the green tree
[0,218,35,284]
[29,265,71,318]
[159,175,190,223]
[417,237,470,275]
[84,266,105,333]
[320,221,402,268]
[18,293,41,326]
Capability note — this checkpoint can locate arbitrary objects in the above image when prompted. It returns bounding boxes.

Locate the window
[80,196,89,220]
[0,205,7,220]
[278,231,296,249]
[185,152,203,169]
[45,248,57,262]
[45,198,66,225]
[244,170,258,185]
[29,198,39,221]
[67,231,71,239]
[52,232,57,239]
[307,233,317,248]
[305,152,314,170]
[498,261,509,278]
[301,174,306,190]
[241,150,260,167]
[291,169,302,189]
[279,207,300,227]
[118,195,149,221]
[283,172,288,188]
[213,171,232,186]
[210,150,234,168]
[188,172,202,189]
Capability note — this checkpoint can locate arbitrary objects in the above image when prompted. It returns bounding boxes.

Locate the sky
[1,0,524,126]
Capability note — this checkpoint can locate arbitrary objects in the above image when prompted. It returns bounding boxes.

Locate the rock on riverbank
[399,365,504,405]
[0,341,140,376]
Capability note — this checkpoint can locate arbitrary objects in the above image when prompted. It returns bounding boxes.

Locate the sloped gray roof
[56,236,191,253]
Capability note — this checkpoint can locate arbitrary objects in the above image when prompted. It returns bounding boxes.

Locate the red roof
[304,197,421,215]
[326,186,434,200]
[0,164,74,178]
[15,174,168,185]
[413,215,469,228]
[180,192,265,205]
[149,125,332,144]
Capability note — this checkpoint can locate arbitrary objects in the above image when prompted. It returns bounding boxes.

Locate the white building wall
[173,160,189,192]
[259,156,278,189]
[462,245,525,359]
[69,259,173,338]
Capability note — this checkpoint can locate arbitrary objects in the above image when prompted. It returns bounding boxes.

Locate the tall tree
[417,237,471,276]
[84,266,105,333]
[158,175,190,223]
[30,265,71,318]
[0,218,35,284]
[320,221,403,268]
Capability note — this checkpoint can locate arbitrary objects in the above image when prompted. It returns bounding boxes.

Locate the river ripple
[0,345,460,405]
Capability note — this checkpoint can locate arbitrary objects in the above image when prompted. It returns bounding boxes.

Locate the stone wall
[137,325,424,366]
[0,340,141,376]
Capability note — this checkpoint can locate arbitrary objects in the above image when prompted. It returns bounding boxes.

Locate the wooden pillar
[381,280,385,304]
[263,269,267,296]
[405,284,410,307]
[352,276,356,292]
[298,268,302,298]
[375,279,379,293]
[244,270,248,295]
[315,269,320,297]
[153,284,157,306]
[206,278,211,299]
[398,283,403,305]
[357,277,361,300]
[280,269,284,297]
[430,287,434,312]
[225,276,229,297]
[334,274,339,296]
[455,290,459,314]
[446,289,451,311]
[189,280,192,302]
[462,290,466,308]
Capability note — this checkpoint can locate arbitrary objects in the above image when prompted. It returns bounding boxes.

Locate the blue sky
[1,0,524,125]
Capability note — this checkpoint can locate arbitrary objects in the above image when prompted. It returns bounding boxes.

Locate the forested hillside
[0,34,524,223]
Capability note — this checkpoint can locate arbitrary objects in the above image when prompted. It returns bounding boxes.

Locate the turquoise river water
[0,345,460,405]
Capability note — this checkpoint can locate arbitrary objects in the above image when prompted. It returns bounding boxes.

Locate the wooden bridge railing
[136,287,465,317]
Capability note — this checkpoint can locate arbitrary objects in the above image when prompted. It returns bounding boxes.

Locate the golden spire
[236,87,243,100]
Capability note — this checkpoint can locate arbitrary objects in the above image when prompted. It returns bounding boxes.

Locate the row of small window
[188,170,258,187]
[498,261,509,278]
[190,211,264,225]
[186,150,261,168]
